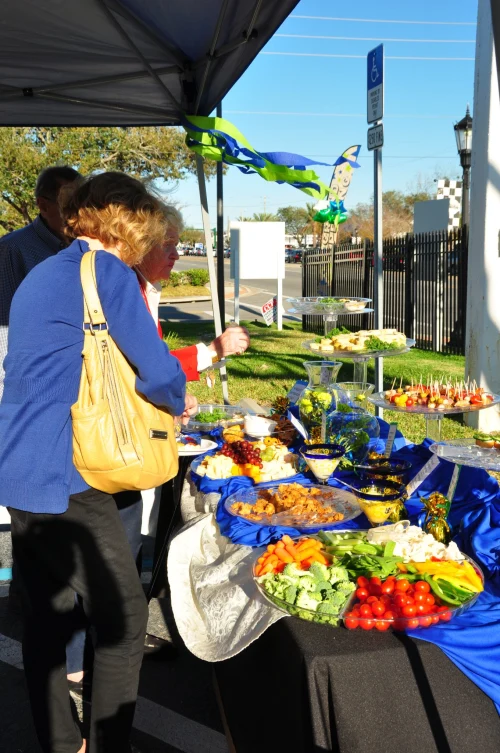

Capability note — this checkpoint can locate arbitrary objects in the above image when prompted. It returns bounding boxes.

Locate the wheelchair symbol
[370,53,380,84]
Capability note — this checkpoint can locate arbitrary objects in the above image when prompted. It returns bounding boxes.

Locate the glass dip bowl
[300,443,345,484]
[348,479,407,526]
[356,458,412,485]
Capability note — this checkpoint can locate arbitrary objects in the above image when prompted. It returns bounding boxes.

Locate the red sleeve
[171,345,200,382]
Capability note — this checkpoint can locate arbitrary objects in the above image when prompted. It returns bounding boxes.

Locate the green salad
[194,409,230,423]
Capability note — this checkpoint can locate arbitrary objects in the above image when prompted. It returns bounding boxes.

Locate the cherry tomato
[406,618,420,629]
[416,603,428,615]
[371,601,386,617]
[368,583,382,596]
[366,595,379,604]
[375,620,390,631]
[380,594,392,606]
[356,587,369,601]
[402,604,417,617]
[419,616,433,627]
[383,610,396,621]
[413,592,426,604]
[406,397,414,407]
[437,607,452,622]
[431,614,440,625]
[359,604,373,618]
[395,579,410,593]
[357,576,369,588]
[394,593,408,609]
[380,581,395,595]
[369,576,382,587]
[344,613,359,629]
[415,581,431,593]
[360,619,374,630]
[425,594,436,606]
[352,608,361,617]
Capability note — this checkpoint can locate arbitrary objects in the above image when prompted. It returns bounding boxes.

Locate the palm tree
[252,211,278,221]
[236,215,252,221]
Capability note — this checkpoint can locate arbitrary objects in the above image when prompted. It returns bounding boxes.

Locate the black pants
[10,488,149,753]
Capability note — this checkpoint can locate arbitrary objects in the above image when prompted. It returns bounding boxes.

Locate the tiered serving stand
[368,393,500,442]
[429,437,500,472]
[286,295,415,384]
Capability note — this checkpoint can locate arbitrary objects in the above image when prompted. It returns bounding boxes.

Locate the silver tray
[225,483,361,530]
[430,438,500,471]
[286,296,372,316]
[302,338,415,360]
[369,391,500,416]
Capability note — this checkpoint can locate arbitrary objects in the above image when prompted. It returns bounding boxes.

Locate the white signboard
[230,222,285,280]
[367,44,384,124]
[261,297,277,326]
[367,123,384,151]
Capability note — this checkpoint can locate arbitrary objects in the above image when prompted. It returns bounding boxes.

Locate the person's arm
[0,240,25,399]
[95,251,186,416]
[170,345,200,382]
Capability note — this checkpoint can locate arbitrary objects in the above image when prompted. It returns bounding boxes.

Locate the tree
[0,126,217,232]
[251,212,278,221]
[276,205,309,244]
[180,227,204,246]
[236,215,252,222]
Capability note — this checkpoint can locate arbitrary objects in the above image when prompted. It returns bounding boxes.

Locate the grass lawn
[161,284,209,298]
[161,319,478,445]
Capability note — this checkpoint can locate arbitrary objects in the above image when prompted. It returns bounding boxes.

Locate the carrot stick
[310,551,328,565]
[275,548,294,564]
[296,547,317,562]
[285,543,299,559]
[260,563,275,575]
[267,544,276,553]
[296,539,315,553]
[275,540,285,549]
[282,535,294,545]
[267,554,279,565]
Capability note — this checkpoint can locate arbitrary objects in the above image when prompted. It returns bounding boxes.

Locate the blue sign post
[367,44,384,124]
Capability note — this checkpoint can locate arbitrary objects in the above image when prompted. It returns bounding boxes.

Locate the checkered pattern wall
[437,179,463,228]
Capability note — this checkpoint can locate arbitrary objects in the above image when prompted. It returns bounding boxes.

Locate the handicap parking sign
[367,44,384,123]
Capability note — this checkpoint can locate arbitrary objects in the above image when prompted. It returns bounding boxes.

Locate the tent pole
[216,101,225,327]
[195,154,230,404]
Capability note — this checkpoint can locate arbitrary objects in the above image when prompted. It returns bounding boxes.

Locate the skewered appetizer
[384,378,494,410]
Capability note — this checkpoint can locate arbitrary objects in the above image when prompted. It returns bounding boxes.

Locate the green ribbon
[182,114,331,199]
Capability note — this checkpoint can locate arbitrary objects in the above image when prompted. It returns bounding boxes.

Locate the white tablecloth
[167,470,285,662]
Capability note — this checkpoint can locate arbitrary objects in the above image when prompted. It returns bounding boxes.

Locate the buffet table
[167,422,500,752]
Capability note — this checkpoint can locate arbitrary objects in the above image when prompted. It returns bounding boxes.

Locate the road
[161,256,303,324]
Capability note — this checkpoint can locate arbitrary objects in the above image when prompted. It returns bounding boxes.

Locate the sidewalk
[161,283,254,304]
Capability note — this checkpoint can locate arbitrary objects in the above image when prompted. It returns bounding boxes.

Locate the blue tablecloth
[189,420,500,713]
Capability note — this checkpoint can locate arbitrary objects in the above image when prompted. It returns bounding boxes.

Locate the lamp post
[454,105,473,228]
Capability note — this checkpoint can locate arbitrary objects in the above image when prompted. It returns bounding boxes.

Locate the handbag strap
[80,251,107,328]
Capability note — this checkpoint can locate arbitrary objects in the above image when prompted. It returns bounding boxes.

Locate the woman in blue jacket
[0,172,190,753]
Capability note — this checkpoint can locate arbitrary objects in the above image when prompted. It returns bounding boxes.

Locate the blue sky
[171,0,477,228]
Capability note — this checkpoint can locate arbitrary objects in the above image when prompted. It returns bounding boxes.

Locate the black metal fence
[301,227,468,355]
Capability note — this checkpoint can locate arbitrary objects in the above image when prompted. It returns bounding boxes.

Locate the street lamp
[454,105,473,228]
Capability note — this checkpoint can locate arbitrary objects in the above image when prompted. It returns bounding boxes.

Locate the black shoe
[143,633,179,660]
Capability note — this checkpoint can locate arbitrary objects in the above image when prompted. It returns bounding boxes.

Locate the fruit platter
[253,523,483,630]
[286,296,372,315]
[370,379,500,415]
[226,482,361,529]
[304,328,414,357]
[182,404,245,432]
[193,439,299,483]
[430,437,500,473]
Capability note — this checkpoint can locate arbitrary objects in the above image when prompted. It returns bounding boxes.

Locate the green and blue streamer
[183,114,336,198]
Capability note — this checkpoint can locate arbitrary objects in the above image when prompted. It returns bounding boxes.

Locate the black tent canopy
[0,0,299,124]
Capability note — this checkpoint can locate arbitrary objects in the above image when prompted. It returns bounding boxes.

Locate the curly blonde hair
[59,172,171,266]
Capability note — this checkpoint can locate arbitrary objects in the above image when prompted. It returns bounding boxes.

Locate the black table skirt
[215,617,500,753]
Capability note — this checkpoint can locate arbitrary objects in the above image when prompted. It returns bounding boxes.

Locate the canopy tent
[0,0,300,401]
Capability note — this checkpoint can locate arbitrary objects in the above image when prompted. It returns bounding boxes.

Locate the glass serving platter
[225,483,361,531]
[286,296,372,316]
[369,392,500,416]
[253,533,484,630]
[302,338,415,360]
[430,438,500,471]
[182,404,245,432]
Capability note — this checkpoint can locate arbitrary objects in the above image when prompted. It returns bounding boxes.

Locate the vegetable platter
[253,523,484,631]
[182,404,245,432]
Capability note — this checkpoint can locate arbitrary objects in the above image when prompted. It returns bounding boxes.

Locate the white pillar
[465,0,500,431]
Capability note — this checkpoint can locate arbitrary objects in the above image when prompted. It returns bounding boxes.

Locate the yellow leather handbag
[71,251,179,493]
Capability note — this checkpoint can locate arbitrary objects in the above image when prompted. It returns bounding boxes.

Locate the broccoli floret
[298,576,317,592]
[328,566,349,584]
[317,601,339,616]
[327,590,349,606]
[314,580,333,593]
[336,580,355,594]
[309,561,329,581]
[297,609,315,622]
[308,591,322,602]
[284,585,297,604]
[283,562,307,579]
[296,589,321,611]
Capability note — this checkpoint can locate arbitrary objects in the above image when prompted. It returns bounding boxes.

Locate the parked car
[285,249,295,263]
[224,248,231,258]
[291,249,303,263]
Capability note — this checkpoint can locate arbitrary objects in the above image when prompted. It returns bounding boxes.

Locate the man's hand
[210,326,250,360]
[177,394,198,426]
